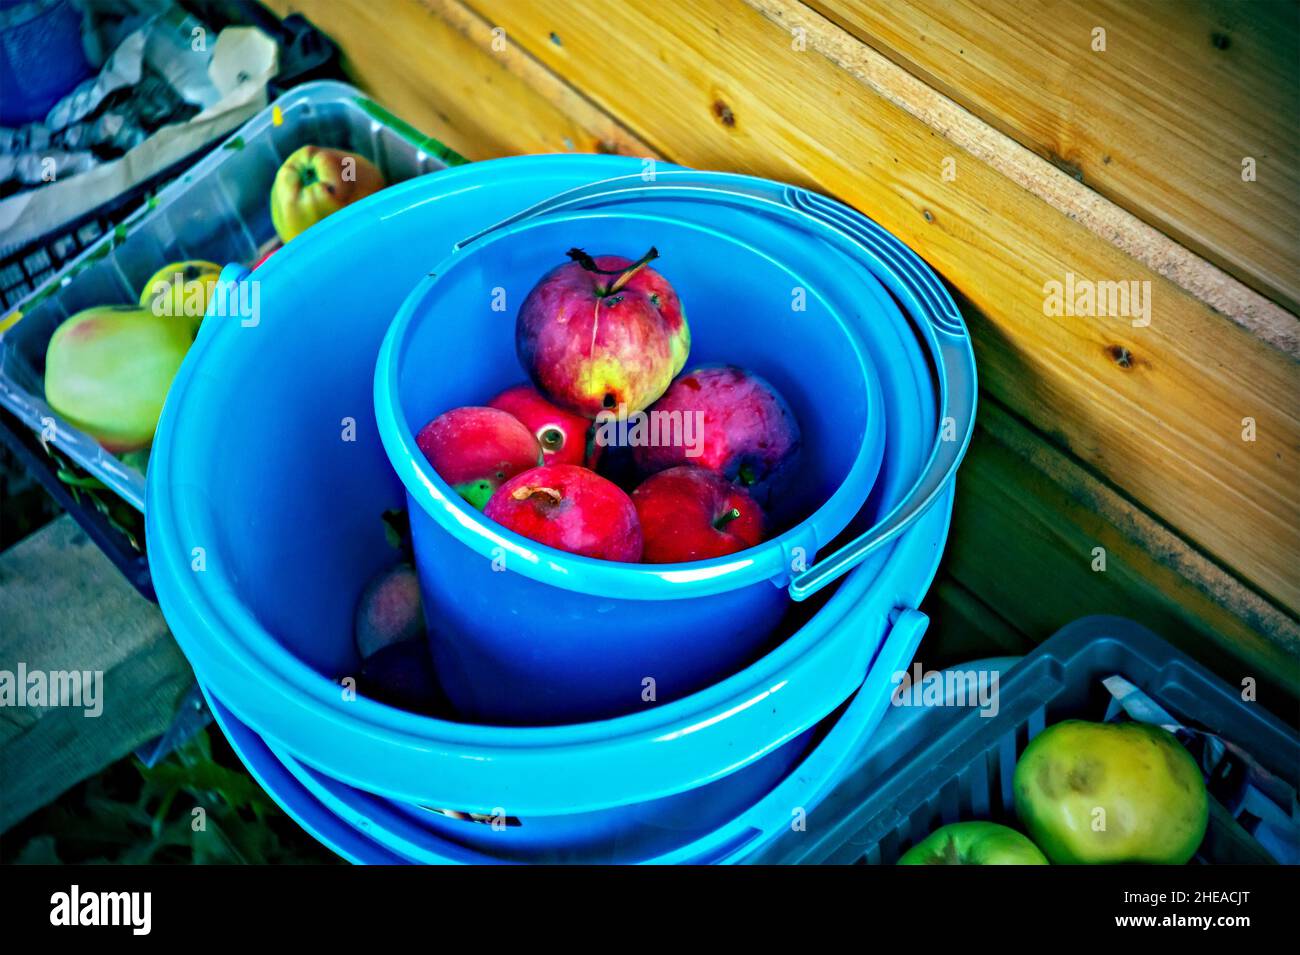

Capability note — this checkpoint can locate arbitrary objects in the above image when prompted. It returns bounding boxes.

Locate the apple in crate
[138,259,222,334]
[416,407,542,510]
[632,466,763,563]
[516,248,689,417]
[270,145,386,242]
[489,384,597,467]
[44,305,193,452]
[898,822,1048,865]
[1013,720,1208,864]
[633,365,801,506]
[485,463,643,561]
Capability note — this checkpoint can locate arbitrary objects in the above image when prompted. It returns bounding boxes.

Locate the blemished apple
[416,406,542,510]
[633,365,801,506]
[354,563,425,659]
[516,248,689,417]
[138,259,222,334]
[632,466,764,563]
[270,145,386,242]
[44,305,194,451]
[488,384,597,467]
[1013,720,1208,864]
[484,463,643,561]
[897,822,1049,865]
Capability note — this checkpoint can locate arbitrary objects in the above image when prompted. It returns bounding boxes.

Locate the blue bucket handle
[456,171,976,600]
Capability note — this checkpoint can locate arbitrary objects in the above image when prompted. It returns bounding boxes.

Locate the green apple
[44,305,193,451]
[897,821,1048,865]
[139,259,223,335]
[270,145,386,242]
[1013,720,1207,865]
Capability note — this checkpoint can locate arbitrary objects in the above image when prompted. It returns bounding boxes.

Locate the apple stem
[713,507,742,530]
[566,247,660,296]
[512,485,563,505]
[606,247,659,294]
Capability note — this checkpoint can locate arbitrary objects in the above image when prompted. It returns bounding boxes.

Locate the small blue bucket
[376,207,885,723]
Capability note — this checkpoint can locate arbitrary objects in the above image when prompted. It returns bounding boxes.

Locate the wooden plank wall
[265,0,1300,718]
[812,0,1300,313]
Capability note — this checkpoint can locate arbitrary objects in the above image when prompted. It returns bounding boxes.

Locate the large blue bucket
[146,155,971,861]
[205,609,932,864]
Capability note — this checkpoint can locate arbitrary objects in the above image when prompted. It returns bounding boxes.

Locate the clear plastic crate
[753,616,1298,864]
[0,80,464,512]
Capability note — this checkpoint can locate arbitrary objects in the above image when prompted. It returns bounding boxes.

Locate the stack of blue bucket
[145,156,976,863]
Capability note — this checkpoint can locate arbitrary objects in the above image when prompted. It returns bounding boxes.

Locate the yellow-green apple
[44,305,193,451]
[632,466,764,562]
[1013,720,1208,864]
[485,463,643,561]
[488,383,598,467]
[270,145,385,242]
[898,822,1049,865]
[138,259,223,333]
[516,248,689,417]
[416,407,541,511]
[633,365,801,506]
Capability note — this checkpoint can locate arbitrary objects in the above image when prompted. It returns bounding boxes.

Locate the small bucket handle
[456,171,976,600]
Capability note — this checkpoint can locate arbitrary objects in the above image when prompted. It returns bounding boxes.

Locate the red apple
[633,365,801,506]
[354,563,425,659]
[516,248,689,417]
[416,407,542,510]
[488,384,598,467]
[632,466,764,563]
[616,256,689,378]
[484,463,643,561]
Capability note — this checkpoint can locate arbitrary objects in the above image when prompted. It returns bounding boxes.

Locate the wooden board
[811,0,1300,313]
[267,0,657,160]
[447,0,1300,617]
[0,517,194,832]
[943,400,1300,717]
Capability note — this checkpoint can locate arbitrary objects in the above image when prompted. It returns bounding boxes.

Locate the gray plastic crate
[754,615,1298,864]
[0,80,463,511]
